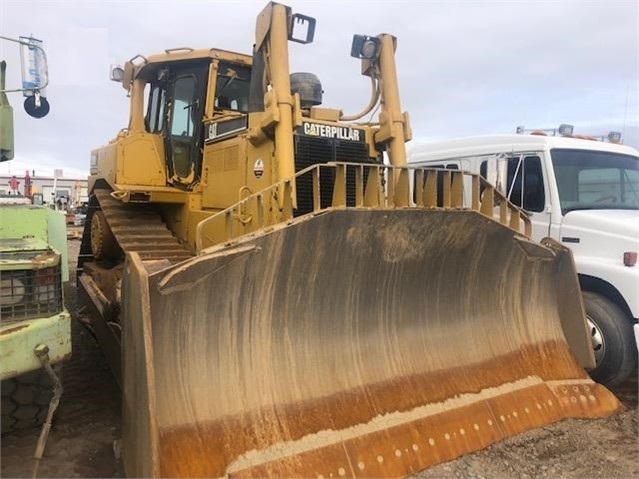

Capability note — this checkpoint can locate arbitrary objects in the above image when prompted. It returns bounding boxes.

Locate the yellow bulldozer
[77,2,620,477]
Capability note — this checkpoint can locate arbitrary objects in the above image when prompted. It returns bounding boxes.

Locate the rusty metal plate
[122,208,619,478]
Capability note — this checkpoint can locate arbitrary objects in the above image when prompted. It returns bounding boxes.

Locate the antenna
[622,84,629,140]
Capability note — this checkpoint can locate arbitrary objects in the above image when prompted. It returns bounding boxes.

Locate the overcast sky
[1,0,637,179]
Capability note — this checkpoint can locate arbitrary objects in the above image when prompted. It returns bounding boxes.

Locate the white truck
[408,127,639,387]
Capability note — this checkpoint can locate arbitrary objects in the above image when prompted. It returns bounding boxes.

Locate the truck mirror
[19,36,48,93]
[23,94,49,118]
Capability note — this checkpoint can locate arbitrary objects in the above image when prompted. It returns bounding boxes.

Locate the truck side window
[507,156,545,212]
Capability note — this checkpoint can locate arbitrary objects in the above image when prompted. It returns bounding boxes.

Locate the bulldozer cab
[137,57,252,189]
[147,60,203,187]
[163,62,207,186]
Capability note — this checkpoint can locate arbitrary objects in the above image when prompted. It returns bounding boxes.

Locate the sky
[1,0,638,179]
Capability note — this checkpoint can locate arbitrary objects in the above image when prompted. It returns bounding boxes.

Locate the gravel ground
[1,232,637,478]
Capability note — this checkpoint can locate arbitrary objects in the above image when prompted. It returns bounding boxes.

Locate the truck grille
[294,135,374,216]
[0,266,63,324]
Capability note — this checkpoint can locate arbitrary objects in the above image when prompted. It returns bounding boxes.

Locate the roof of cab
[130,47,252,79]
[408,134,639,163]
[144,47,251,65]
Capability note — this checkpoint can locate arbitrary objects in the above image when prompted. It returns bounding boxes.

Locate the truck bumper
[0,311,72,380]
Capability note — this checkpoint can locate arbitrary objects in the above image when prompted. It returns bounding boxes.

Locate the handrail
[196,162,532,253]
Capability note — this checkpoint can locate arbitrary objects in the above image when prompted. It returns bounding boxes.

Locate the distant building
[0,171,88,207]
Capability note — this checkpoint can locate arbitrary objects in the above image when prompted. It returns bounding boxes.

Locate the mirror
[24,94,50,118]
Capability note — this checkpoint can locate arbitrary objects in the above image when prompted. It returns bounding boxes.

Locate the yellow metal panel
[201,138,246,209]
[203,61,219,120]
[471,176,480,210]
[121,253,160,478]
[92,143,118,189]
[510,209,521,230]
[136,48,251,76]
[414,170,424,207]
[312,168,321,211]
[355,166,364,207]
[309,107,342,122]
[442,171,451,207]
[480,187,494,217]
[451,172,463,207]
[332,164,346,207]
[364,167,381,207]
[500,200,508,224]
[393,169,410,207]
[424,170,437,207]
[117,133,166,187]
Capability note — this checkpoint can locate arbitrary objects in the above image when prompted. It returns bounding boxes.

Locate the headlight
[351,34,381,60]
[0,266,63,322]
[1,276,26,306]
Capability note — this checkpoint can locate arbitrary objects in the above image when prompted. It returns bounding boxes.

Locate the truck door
[505,154,551,240]
[165,64,208,187]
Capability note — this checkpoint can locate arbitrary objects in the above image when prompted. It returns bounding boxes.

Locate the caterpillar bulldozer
[77,2,620,477]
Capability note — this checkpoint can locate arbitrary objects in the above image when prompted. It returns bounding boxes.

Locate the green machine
[0,36,69,460]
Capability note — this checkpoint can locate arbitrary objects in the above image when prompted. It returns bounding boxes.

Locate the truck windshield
[551,148,639,214]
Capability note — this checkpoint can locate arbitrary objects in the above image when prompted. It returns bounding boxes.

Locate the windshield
[551,148,639,213]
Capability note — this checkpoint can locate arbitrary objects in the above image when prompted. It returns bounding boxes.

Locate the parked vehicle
[77,4,619,476]
[0,197,70,436]
[409,126,639,386]
[1,35,70,461]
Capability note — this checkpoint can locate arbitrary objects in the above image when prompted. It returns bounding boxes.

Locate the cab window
[506,155,545,212]
[146,83,165,133]
[214,64,251,112]
[171,76,197,137]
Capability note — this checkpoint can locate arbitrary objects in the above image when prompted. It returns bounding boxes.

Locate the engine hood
[562,209,639,241]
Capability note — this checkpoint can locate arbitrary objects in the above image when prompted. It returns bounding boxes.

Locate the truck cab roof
[408,134,639,163]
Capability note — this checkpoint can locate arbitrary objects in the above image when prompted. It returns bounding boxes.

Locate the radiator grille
[294,135,374,216]
[0,266,63,324]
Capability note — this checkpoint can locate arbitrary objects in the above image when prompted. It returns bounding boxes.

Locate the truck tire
[0,365,61,435]
[583,292,637,387]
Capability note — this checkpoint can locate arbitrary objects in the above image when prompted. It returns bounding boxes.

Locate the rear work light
[623,252,637,267]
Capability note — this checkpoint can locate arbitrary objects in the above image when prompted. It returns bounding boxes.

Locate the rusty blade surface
[121,208,620,478]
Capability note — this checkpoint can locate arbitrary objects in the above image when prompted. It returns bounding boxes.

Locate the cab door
[165,64,208,187]
[504,154,552,241]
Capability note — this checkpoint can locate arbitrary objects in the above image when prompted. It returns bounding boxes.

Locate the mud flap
[122,208,620,478]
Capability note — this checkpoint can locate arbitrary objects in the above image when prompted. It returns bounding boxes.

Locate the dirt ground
[1,232,637,478]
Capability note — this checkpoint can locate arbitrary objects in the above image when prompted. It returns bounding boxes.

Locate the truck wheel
[0,365,61,435]
[583,292,637,387]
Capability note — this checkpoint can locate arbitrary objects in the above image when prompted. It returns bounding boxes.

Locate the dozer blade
[121,208,620,479]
